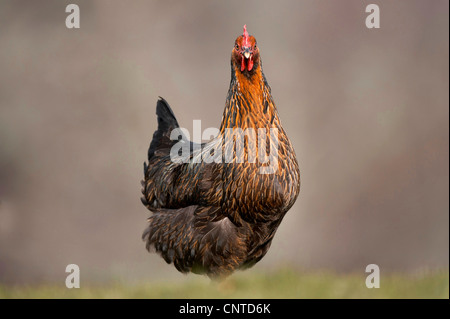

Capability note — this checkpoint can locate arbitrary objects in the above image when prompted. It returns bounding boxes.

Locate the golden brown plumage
[141,25,300,278]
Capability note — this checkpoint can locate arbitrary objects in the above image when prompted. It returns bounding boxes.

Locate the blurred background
[0,0,448,285]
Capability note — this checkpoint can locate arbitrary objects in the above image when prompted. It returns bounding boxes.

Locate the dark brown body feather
[141,32,300,278]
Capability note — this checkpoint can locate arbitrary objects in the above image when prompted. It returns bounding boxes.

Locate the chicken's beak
[240,47,254,72]
[243,47,252,59]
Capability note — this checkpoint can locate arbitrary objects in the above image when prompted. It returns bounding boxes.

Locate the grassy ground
[1,268,448,299]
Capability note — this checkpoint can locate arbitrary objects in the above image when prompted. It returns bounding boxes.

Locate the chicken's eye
[235,44,239,50]
[253,45,257,50]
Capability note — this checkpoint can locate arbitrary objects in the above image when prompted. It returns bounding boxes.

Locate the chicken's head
[232,25,260,74]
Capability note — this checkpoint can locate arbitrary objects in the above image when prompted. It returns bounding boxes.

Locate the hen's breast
[221,130,300,223]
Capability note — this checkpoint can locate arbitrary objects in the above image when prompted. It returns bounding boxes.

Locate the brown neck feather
[220,62,280,133]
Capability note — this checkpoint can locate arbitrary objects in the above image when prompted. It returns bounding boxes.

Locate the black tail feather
[147,97,180,160]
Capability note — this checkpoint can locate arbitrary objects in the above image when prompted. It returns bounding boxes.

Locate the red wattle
[248,57,253,71]
[241,56,245,72]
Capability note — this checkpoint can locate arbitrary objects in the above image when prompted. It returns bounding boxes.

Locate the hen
[141,25,300,278]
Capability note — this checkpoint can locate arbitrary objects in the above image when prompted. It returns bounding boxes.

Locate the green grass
[1,268,448,299]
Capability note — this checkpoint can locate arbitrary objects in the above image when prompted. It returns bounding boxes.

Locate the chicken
[141,25,300,278]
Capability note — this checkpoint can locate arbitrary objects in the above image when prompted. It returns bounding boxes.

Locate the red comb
[243,25,250,47]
